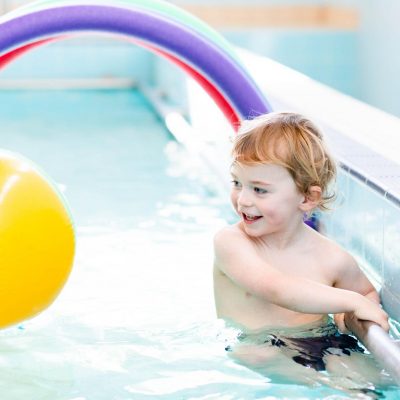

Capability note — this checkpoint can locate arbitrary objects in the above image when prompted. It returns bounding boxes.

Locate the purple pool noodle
[0,5,271,119]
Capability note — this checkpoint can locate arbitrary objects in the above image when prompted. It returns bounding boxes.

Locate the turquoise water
[0,89,399,399]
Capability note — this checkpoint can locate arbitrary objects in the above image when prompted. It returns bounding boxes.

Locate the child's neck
[255,220,310,251]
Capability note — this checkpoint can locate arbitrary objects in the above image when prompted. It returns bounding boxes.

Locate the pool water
[0,89,398,399]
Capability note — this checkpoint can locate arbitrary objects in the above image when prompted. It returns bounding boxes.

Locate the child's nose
[237,190,253,207]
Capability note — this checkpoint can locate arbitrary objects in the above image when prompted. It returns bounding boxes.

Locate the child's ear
[299,186,322,211]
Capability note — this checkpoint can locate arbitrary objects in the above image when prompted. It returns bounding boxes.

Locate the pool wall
[223,30,359,98]
[0,37,153,83]
[324,171,400,323]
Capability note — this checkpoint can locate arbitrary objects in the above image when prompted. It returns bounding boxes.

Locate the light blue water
[0,89,398,399]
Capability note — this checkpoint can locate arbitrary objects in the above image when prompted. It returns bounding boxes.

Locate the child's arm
[214,228,389,331]
[332,253,383,332]
[334,292,380,333]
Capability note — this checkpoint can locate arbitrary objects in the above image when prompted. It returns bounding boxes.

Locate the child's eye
[254,187,267,194]
[231,180,241,188]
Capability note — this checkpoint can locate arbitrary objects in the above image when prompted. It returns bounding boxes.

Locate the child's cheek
[262,205,286,225]
[230,192,239,213]
[264,211,281,225]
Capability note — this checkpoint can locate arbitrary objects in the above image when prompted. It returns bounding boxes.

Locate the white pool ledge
[238,48,400,168]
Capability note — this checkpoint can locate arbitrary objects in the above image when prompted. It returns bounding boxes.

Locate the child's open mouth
[242,213,262,224]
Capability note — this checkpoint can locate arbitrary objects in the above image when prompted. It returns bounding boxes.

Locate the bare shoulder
[214,224,249,256]
[213,224,257,273]
[316,232,358,273]
[214,224,244,243]
[313,232,368,289]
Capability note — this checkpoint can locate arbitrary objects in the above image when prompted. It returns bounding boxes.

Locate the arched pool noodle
[3,0,249,78]
[0,4,271,123]
[3,0,236,58]
[1,0,258,103]
[0,38,51,68]
[8,0,266,117]
[0,36,240,127]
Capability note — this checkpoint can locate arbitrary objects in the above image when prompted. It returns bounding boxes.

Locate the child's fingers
[379,314,390,333]
[371,308,389,332]
[334,313,349,333]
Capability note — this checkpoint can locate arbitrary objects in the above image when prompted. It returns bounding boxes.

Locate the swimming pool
[0,88,399,399]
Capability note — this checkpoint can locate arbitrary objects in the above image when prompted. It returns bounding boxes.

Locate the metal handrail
[353,321,400,385]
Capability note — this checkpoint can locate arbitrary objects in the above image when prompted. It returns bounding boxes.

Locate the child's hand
[353,297,389,332]
[343,311,360,335]
[334,312,350,333]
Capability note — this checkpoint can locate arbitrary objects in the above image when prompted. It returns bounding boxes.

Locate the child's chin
[243,225,264,237]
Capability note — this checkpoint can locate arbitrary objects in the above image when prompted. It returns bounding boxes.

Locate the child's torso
[214,234,336,330]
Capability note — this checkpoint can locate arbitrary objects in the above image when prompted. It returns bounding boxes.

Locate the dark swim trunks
[269,332,365,371]
[224,321,365,372]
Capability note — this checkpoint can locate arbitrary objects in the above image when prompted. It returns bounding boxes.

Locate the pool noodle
[0,36,240,127]
[9,0,269,109]
[0,2,269,123]
[1,0,243,68]
[6,0,258,98]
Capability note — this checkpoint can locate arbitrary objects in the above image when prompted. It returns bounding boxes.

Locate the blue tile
[382,202,400,319]
[322,171,385,281]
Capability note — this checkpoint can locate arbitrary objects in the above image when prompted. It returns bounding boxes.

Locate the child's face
[230,162,305,237]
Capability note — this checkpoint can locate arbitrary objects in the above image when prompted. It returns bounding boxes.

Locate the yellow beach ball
[0,150,75,329]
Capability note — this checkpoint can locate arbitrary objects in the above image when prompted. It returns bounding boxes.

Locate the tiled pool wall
[321,172,400,322]
[149,28,359,101]
[223,30,359,98]
[0,37,190,110]
[0,37,154,82]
